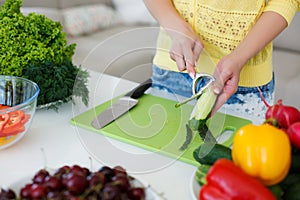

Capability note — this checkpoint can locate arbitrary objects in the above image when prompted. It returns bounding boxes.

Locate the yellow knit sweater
[153,0,299,87]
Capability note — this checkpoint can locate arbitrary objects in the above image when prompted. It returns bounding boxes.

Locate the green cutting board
[70,94,251,166]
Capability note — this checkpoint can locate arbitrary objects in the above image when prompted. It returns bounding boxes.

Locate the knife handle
[125,78,152,99]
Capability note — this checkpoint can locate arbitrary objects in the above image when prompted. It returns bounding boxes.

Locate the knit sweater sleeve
[264,0,300,25]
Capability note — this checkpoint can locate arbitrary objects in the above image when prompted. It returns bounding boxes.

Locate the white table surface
[0,70,198,200]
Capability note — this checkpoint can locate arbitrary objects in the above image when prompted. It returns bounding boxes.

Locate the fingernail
[214,87,220,94]
[178,65,185,71]
[189,72,195,79]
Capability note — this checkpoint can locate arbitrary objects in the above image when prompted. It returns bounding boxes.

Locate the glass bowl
[0,76,40,150]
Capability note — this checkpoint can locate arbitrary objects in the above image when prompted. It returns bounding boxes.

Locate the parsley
[24,61,89,110]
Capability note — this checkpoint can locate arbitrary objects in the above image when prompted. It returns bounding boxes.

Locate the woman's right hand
[167,24,203,78]
[143,0,203,78]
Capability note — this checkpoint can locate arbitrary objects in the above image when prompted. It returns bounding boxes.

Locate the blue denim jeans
[151,65,274,123]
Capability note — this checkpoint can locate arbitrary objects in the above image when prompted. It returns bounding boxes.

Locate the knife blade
[91,78,152,129]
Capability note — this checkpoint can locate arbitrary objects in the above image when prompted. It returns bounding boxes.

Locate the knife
[91,78,152,129]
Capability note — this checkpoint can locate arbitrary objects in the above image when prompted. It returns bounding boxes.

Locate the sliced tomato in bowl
[0,108,30,137]
[0,104,9,110]
[0,114,9,131]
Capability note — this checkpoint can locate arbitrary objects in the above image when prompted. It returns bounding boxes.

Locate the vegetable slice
[0,114,9,131]
[4,110,25,131]
[0,108,30,137]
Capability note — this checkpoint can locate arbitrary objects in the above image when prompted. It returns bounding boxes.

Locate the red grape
[101,183,121,200]
[7,165,146,200]
[63,190,81,200]
[112,173,131,192]
[70,165,90,177]
[29,183,47,199]
[127,187,146,200]
[54,165,71,178]
[99,166,115,182]
[32,169,49,184]
[63,172,88,195]
[0,188,16,199]
[113,166,127,176]
[87,171,106,187]
[43,175,63,191]
[20,183,33,198]
[46,190,61,199]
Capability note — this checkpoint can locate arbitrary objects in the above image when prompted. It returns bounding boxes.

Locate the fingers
[170,51,186,71]
[210,75,225,116]
[211,80,239,116]
[185,60,196,78]
[169,39,203,78]
[183,44,197,78]
[188,40,203,78]
[211,92,228,115]
[193,40,203,60]
[212,66,223,95]
[211,60,239,115]
[170,49,196,77]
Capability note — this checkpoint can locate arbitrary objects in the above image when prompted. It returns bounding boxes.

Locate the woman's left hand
[211,53,244,115]
[209,10,290,115]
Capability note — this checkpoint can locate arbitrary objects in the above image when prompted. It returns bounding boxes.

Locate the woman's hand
[211,53,244,115]
[167,25,203,78]
[143,0,203,78]
[211,11,288,115]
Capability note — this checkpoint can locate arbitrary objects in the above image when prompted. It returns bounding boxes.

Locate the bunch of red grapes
[0,165,146,200]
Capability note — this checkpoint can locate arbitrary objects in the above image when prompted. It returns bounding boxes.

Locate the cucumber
[189,85,218,144]
[188,85,217,133]
[189,86,217,121]
[283,182,300,200]
[279,173,300,191]
[195,164,211,186]
[193,143,232,165]
[179,85,218,150]
[267,185,284,199]
[290,154,300,173]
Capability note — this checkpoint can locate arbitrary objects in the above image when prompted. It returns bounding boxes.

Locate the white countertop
[0,70,197,200]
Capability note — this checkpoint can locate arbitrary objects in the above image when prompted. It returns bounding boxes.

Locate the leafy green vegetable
[0,0,89,109]
[24,61,89,110]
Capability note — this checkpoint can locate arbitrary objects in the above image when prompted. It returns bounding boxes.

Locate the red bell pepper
[199,159,276,200]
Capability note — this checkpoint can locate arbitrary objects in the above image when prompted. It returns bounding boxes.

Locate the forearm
[232,11,288,68]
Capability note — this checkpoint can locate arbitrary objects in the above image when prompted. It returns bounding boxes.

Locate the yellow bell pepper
[232,123,291,186]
